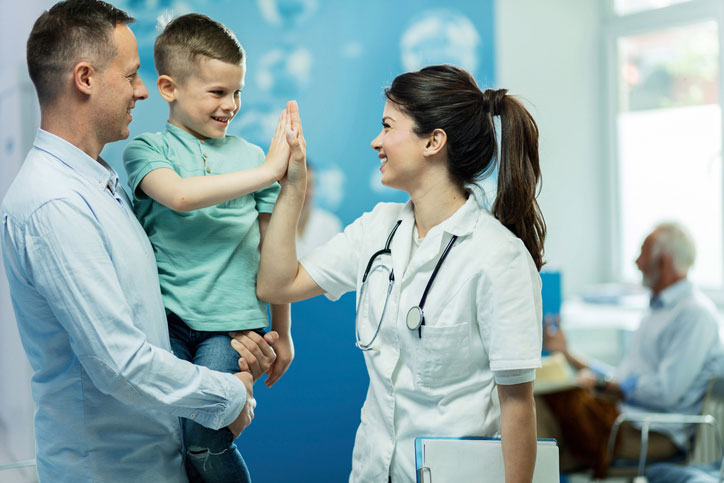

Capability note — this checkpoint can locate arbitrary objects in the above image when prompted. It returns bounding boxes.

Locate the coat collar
[388,191,482,281]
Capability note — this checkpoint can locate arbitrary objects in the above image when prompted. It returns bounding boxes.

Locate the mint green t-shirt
[123,122,279,331]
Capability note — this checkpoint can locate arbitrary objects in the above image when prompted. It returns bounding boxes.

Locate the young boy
[123,14,294,482]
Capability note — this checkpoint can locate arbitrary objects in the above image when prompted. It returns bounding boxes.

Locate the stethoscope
[354,220,458,351]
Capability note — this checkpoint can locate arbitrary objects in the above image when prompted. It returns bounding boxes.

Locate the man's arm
[544,316,589,371]
[498,381,537,483]
[624,310,718,408]
[21,199,253,431]
[227,372,255,438]
[135,109,290,212]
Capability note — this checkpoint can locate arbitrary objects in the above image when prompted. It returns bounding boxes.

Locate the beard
[642,264,659,289]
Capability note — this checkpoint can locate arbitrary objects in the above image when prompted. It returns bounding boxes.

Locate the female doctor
[260,65,546,483]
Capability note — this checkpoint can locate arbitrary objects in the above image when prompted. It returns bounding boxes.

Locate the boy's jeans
[168,312,258,483]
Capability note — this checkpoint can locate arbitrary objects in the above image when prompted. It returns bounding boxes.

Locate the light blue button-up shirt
[615,280,724,448]
[1,130,246,482]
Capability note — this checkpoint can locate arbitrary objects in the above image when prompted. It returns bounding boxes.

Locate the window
[614,0,693,16]
[606,0,724,291]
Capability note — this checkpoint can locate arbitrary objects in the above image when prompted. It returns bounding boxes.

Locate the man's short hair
[26,0,134,106]
[154,14,245,85]
[652,221,696,276]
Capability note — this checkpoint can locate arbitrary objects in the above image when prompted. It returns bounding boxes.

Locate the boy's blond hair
[154,13,244,84]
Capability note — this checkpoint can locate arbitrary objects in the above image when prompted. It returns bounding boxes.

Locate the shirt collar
[34,129,117,192]
[165,121,216,146]
[436,190,480,238]
[401,190,480,241]
[653,279,693,309]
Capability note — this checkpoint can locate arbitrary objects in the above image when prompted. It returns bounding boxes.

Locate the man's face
[636,232,659,288]
[93,24,148,144]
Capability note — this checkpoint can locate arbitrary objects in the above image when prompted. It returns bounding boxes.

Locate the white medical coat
[301,194,543,482]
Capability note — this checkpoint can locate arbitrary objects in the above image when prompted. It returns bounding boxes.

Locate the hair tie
[482,88,508,117]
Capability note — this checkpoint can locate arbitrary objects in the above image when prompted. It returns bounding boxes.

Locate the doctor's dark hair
[385,64,546,271]
[154,13,245,84]
[26,0,134,106]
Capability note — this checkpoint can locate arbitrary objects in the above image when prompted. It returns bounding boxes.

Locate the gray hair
[651,221,696,276]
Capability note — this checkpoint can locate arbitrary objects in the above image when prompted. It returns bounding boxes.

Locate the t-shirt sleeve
[478,238,542,372]
[300,212,368,301]
[123,134,174,200]
[249,145,280,213]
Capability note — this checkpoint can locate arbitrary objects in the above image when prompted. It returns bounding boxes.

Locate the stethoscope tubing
[354,219,458,350]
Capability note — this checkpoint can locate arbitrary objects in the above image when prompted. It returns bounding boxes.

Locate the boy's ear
[157,75,177,102]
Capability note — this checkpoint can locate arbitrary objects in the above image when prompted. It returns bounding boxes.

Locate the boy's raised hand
[264,108,292,181]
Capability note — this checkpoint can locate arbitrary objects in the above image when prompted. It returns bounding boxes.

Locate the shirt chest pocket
[414,321,473,389]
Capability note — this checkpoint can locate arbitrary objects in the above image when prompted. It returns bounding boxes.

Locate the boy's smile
[167,57,245,140]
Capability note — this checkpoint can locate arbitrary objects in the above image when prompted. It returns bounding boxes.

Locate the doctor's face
[370,101,427,192]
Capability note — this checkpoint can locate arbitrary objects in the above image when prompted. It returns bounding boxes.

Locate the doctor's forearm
[257,181,305,301]
[498,382,537,483]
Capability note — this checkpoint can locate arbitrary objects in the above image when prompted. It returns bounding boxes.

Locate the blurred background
[1,0,723,481]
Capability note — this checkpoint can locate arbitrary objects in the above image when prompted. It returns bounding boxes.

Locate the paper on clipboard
[415,437,559,483]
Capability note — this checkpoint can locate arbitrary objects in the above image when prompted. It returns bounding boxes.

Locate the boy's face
[169,57,245,139]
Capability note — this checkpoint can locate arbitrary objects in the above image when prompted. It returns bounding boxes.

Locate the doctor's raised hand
[284,100,307,188]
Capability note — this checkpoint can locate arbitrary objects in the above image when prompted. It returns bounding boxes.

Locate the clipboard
[414,437,559,482]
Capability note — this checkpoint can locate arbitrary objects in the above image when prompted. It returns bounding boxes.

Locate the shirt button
[200,140,205,144]
[189,413,195,419]
[206,168,211,173]
[203,153,208,159]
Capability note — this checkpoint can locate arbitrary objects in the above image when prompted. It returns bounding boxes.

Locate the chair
[0,459,36,471]
[603,377,724,480]
[0,458,37,483]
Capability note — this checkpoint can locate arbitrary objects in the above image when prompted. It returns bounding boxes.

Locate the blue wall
[103,1,496,481]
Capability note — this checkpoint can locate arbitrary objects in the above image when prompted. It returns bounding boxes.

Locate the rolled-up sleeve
[17,199,245,430]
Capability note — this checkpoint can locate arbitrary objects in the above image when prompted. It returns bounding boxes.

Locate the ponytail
[483,89,546,271]
[385,66,546,270]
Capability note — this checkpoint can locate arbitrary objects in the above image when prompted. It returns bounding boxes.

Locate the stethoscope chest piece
[406,306,424,330]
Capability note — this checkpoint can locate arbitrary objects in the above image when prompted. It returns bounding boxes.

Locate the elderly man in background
[539,221,724,477]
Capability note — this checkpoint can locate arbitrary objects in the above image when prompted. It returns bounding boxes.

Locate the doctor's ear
[423,129,447,157]
[157,75,178,102]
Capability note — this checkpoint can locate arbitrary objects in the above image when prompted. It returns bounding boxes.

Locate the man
[1,1,276,481]
[539,222,724,477]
